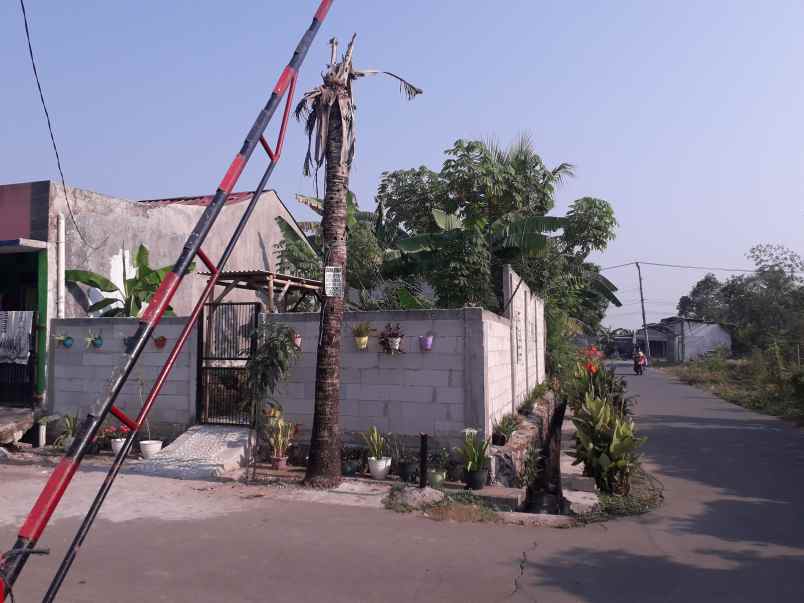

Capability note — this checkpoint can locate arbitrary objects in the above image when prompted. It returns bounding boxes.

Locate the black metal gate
[198,303,259,425]
[0,311,37,407]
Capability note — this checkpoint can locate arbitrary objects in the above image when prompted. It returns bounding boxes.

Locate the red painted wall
[0,183,32,239]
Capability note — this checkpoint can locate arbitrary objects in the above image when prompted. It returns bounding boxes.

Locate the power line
[19,0,93,248]
[601,260,799,274]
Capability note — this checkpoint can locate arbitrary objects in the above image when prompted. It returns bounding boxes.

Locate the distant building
[634,317,731,361]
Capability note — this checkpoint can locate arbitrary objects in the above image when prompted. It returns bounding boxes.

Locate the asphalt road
[2,365,803,602]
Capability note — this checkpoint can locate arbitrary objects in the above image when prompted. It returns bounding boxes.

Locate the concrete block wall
[270,309,481,444]
[48,318,198,439]
[484,313,513,436]
[502,265,546,413]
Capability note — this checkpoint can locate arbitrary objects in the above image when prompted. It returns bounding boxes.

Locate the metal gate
[0,311,37,407]
[198,303,259,425]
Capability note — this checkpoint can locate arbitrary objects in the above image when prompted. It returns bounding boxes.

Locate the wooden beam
[212,280,239,305]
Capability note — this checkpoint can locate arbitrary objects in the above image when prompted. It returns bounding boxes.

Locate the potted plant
[491,413,520,446]
[101,424,131,455]
[351,322,372,350]
[138,418,163,460]
[36,414,59,448]
[153,335,167,349]
[53,333,74,348]
[54,414,79,450]
[397,449,418,483]
[459,429,490,490]
[362,426,391,480]
[386,434,417,482]
[85,330,103,349]
[341,447,364,476]
[292,330,303,350]
[426,447,449,488]
[267,415,296,470]
[419,331,435,352]
[379,323,404,355]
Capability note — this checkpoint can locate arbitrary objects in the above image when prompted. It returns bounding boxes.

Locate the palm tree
[295,36,421,486]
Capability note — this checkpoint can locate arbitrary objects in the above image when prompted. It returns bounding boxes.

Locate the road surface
[2,366,802,602]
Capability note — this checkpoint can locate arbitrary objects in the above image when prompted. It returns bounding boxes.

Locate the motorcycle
[633,357,645,375]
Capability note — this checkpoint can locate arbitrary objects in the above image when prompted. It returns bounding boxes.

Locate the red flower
[586,362,598,375]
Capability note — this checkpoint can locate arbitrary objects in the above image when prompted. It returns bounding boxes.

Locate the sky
[2,1,802,328]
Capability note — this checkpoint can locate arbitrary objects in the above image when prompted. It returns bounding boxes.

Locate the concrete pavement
[2,366,803,602]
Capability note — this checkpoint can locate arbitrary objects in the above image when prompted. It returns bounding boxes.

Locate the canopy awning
[200,269,321,311]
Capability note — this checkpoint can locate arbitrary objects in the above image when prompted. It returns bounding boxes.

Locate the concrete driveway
[2,366,803,602]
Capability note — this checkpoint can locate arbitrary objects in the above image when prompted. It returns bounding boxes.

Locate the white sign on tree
[324,266,344,298]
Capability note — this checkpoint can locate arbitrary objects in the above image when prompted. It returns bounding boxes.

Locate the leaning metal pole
[0,2,333,600]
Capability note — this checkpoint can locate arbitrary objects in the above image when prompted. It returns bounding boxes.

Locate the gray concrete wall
[501,265,546,412]
[269,301,545,443]
[48,318,198,439]
[48,183,306,320]
[483,313,513,436]
[269,309,484,444]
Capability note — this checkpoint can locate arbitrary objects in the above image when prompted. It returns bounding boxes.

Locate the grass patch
[384,486,500,523]
[583,467,663,522]
[425,492,500,523]
[665,358,804,423]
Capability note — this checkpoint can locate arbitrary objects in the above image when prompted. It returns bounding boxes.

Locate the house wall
[680,322,732,361]
[47,183,304,320]
[48,318,198,439]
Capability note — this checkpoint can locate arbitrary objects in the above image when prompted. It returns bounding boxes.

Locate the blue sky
[2,1,802,327]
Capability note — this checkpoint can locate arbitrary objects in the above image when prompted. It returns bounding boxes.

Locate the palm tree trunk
[305,93,348,487]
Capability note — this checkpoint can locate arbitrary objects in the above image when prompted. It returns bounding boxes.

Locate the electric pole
[636,262,651,359]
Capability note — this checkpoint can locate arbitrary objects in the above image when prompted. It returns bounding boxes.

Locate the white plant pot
[139,440,163,459]
[368,456,391,480]
[388,337,402,352]
[38,424,47,448]
[111,438,125,455]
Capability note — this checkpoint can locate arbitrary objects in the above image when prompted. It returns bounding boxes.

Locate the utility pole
[636,262,651,359]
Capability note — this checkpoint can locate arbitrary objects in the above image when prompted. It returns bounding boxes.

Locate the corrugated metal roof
[137,191,263,207]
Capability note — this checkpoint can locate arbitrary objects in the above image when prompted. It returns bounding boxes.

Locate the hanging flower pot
[153,335,167,349]
[58,335,74,349]
[351,322,372,350]
[379,324,404,355]
[419,333,435,352]
[292,332,303,349]
[91,336,103,348]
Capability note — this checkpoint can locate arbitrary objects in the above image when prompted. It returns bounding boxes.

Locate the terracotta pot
[153,336,167,349]
[271,456,288,470]
[354,335,369,350]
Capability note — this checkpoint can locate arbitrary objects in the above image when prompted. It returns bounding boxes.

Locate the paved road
[2,366,803,602]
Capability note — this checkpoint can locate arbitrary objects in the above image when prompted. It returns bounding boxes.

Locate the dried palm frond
[295,34,422,177]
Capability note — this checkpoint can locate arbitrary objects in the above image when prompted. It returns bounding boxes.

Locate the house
[635,317,731,361]
[0,180,311,407]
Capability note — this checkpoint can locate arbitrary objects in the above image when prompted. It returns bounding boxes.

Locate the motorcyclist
[633,348,646,374]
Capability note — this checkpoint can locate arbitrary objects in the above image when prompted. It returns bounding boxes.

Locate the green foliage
[376,137,619,324]
[517,382,550,415]
[492,413,520,441]
[246,321,301,405]
[677,245,804,353]
[572,393,645,495]
[265,414,296,458]
[361,426,386,459]
[274,216,322,280]
[66,244,191,318]
[54,414,79,448]
[458,429,490,471]
[351,321,372,337]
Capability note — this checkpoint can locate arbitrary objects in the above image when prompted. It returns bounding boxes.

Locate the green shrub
[571,393,646,495]
[492,413,520,441]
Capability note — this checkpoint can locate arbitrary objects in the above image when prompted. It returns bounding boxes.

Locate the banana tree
[66,244,192,317]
